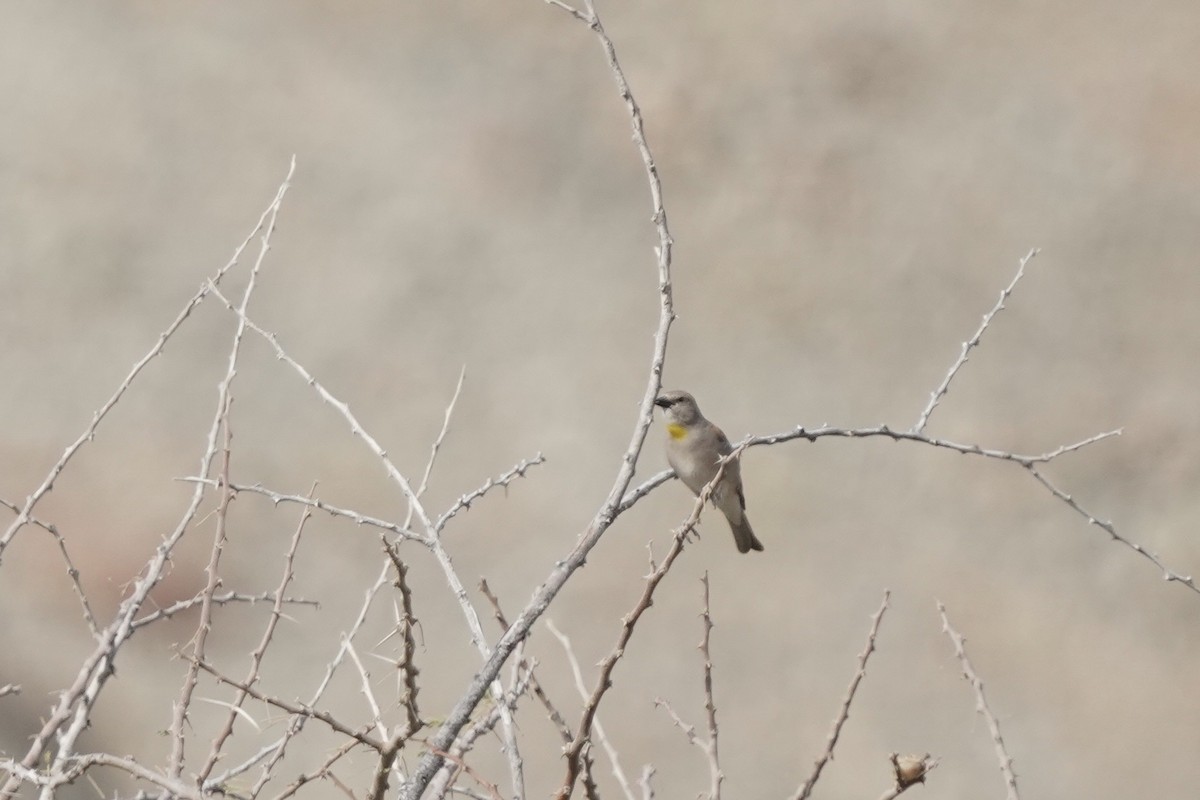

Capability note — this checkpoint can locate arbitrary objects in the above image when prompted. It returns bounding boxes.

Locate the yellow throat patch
[666,423,688,440]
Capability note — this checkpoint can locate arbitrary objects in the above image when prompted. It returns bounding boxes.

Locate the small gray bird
[654,390,764,553]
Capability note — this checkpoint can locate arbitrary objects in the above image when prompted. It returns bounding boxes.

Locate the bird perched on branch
[654,390,763,553]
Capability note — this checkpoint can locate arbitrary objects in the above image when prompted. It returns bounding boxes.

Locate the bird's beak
[653,396,670,408]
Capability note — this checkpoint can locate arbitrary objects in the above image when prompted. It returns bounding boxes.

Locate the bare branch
[744,424,1119,466]
[435,454,547,530]
[399,0,680,790]
[0,160,298,800]
[412,366,467,507]
[171,156,283,780]
[938,602,1020,800]
[698,573,721,800]
[1025,465,1199,595]
[386,544,423,737]
[0,156,296,562]
[479,579,573,743]
[178,476,424,543]
[655,573,723,799]
[132,591,318,631]
[198,489,316,783]
[426,748,503,800]
[545,0,588,22]
[556,452,734,800]
[639,765,656,800]
[0,501,99,638]
[427,665,537,800]
[913,248,1038,433]
[3,752,210,799]
[792,591,891,800]
[195,658,384,750]
[547,621,636,800]
[272,738,363,800]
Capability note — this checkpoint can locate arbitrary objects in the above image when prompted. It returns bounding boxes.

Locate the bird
[653,390,763,553]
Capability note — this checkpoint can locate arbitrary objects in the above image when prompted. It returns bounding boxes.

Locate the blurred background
[3,1,1199,798]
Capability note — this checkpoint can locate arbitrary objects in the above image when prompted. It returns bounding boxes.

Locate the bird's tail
[729,514,764,554]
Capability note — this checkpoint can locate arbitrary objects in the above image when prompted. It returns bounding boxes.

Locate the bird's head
[654,390,702,430]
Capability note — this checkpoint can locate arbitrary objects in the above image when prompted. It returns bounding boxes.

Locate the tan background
[3,2,1200,798]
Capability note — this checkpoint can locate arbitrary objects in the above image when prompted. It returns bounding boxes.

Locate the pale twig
[743,424,1200,600]
[639,765,656,800]
[913,248,1038,434]
[171,156,283,782]
[195,658,384,749]
[557,455,732,800]
[555,521,687,800]
[0,500,99,637]
[479,579,573,744]
[211,563,401,798]
[617,470,673,513]
[0,156,296,561]
[205,286,519,761]
[3,753,209,800]
[0,161,297,800]
[216,564,395,797]
[620,427,1118,520]
[427,666,536,800]
[1025,465,1199,595]
[199,490,316,783]
[546,621,636,800]
[272,737,362,800]
[204,283,437,532]
[654,573,722,800]
[205,285,505,667]
[410,367,467,516]
[793,591,890,800]
[178,477,424,543]
[426,748,504,800]
[744,424,1119,466]
[698,573,721,800]
[443,789,495,800]
[938,602,1020,800]
[435,454,547,530]
[327,772,359,799]
[403,0,678,789]
[544,0,587,22]
[346,638,387,739]
[0,685,19,698]
[131,591,318,630]
[654,699,721,799]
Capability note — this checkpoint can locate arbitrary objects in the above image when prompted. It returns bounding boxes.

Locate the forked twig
[0,160,297,800]
[197,485,317,783]
[0,157,296,560]
[546,621,636,800]
[556,452,735,800]
[401,0,679,791]
[654,573,723,800]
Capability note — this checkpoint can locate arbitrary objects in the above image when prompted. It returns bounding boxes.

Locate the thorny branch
[939,603,1020,800]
